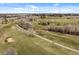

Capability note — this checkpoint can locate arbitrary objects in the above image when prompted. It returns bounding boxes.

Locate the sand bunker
[7,38,15,43]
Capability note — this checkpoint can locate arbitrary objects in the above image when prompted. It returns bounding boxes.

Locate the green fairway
[36,30,79,53]
[0,23,78,54]
[0,14,79,55]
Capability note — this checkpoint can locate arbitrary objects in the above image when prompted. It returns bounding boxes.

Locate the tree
[2,16,8,24]
[4,16,8,24]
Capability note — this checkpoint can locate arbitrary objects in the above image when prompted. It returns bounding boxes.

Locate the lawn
[0,16,79,55]
[0,23,78,54]
[36,30,79,53]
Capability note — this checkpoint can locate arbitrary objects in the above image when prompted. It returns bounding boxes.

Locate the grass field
[0,14,79,55]
[0,23,78,55]
[36,30,79,50]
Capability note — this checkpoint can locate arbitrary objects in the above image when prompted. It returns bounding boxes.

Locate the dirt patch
[0,31,15,44]
[11,26,16,29]
[0,33,9,44]
[6,38,15,43]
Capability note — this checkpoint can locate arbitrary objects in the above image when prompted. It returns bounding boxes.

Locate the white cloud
[25,5,39,12]
[60,8,72,13]
[53,10,59,13]
[30,5,39,12]
[12,5,39,13]
[48,7,74,13]
[2,4,79,13]
[25,5,38,9]
[14,7,25,10]
[30,5,38,9]
[10,6,79,13]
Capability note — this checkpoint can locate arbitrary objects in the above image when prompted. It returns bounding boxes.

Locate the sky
[0,3,79,13]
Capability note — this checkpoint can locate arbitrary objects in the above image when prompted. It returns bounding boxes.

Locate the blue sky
[0,3,79,13]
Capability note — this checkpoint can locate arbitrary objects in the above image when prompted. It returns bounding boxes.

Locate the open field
[0,14,79,55]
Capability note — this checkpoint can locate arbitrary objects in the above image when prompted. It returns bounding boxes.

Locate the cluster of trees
[18,20,34,37]
[38,21,50,26]
[1,15,18,24]
[1,16,8,24]
[45,24,79,36]
[18,21,32,30]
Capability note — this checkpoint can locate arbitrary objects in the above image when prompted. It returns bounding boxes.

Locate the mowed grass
[36,30,79,51]
[0,24,52,55]
[0,23,78,54]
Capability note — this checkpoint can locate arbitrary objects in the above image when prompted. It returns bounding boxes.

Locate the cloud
[30,5,38,9]
[25,5,39,12]
[13,6,74,13]
[12,5,39,13]
[60,9,72,13]
[14,7,25,10]
[48,5,79,13]
[1,4,79,13]
[29,5,39,12]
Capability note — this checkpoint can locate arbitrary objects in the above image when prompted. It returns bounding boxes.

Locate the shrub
[46,24,79,36]
[18,21,32,30]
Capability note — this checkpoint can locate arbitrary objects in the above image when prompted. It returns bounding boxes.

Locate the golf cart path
[16,25,79,54]
[33,33,79,54]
